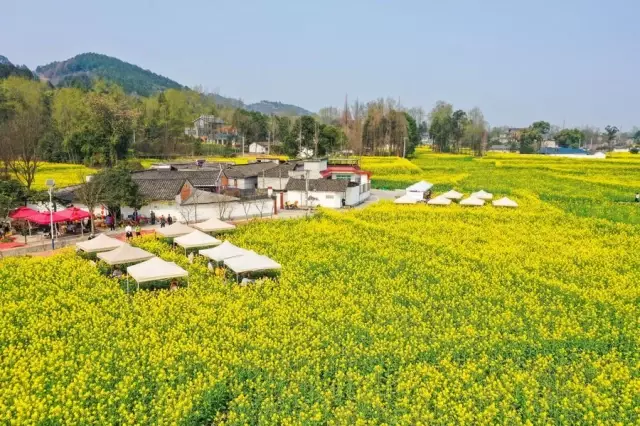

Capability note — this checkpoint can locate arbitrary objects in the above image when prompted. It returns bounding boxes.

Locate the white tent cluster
[156,223,195,238]
[192,217,236,233]
[174,230,221,250]
[441,190,463,200]
[460,197,485,206]
[126,257,188,289]
[97,245,154,265]
[200,240,281,276]
[492,197,518,208]
[405,180,433,200]
[427,196,452,206]
[76,234,126,253]
[394,185,519,209]
[394,194,419,204]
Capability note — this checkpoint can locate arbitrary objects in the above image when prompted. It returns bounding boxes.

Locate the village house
[258,157,372,208]
[184,116,237,144]
[248,142,269,154]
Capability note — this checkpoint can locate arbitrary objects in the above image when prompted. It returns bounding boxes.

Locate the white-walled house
[248,142,269,154]
[285,178,349,208]
[257,162,305,191]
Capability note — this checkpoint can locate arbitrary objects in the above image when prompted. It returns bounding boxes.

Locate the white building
[248,142,269,154]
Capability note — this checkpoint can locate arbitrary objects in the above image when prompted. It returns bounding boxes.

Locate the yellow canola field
[1,192,639,424]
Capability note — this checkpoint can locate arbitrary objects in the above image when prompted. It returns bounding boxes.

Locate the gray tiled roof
[223,162,279,178]
[131,170,221,183]
[136,179,184,201]
[261,162,303,178]
[180,189,239,205]
[285,178,349,192]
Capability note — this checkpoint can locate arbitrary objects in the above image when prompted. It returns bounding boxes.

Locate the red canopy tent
[57,207,91,221]
[25,211,68,225]
[9,206,39,220]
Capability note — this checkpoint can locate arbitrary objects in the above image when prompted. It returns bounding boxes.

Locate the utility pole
[314,120,319,158]
[403,137,407,158]
[299,117,303,156]
[242,135,245,156]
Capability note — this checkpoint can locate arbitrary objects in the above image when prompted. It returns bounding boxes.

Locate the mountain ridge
[34,52,313,115]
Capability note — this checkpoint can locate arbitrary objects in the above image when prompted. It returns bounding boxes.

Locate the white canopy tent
[97,244,154,265]
[199,241,252,263]
[441,189,463,200]
[224,252,281,276]
[192,217,236,233]
[394,194,419,204]
[492,197,518,208]
[76,233,126,253]
[126,257,188,290]
[460,197,485,206]
[427,196,452,206]
[174,230,222,250]
[470,190,493,200]
[405,180,433,199]
[156,223,195,238]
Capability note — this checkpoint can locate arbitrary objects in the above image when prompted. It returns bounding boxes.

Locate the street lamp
[46,179,55,250]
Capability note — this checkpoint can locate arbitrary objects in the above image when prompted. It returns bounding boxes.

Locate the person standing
[150,211,156,225]
[167,214,173,226]
[125,224,133,241]
[135,224,141,238]
[105,215,114,231]
[160,215,166,228]
[635,193,639,203]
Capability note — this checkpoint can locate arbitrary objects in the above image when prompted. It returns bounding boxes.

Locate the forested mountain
[246,100,313,116]
[36,53,185,97]
[0,55,36,80]
[35,53,313,115]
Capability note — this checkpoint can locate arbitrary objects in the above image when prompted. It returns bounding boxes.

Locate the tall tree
[95,166,144,224]
[451,110,468,153]
[463,107,487,156]
[74,173,107,235]
[530,121,551,151]
[428,101,454,152]
[1,77,50,191]
[519,128,542,154]
[604,125,619,151]
[554,128,585,148]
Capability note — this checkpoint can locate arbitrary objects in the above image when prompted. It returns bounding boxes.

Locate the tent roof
[156,222,195,238]
[77,234,126,253]
[199,241,251,262]
[427,196,452,205]
[460,197,485,206]
[224,252,281,274]
[406,180,433,192]
[25,211,68,225]
[192,217,236,233]
[174,230,222,249]
[9,206,39,220]
[57,207,91,221]
[394,194,419,204]
[97,244,155,265]
[492,197,518,208]
[470,190,493,200]
[126,257,188,283]
[441,189,463,200]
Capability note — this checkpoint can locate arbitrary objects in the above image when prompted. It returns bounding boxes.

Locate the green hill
[35,53,184,96]
[0,55,36,80]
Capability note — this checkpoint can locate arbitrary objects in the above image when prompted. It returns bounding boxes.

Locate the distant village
[58,156,372,224]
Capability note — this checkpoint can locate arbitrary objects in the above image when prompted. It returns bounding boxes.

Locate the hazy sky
[2,0,639,129]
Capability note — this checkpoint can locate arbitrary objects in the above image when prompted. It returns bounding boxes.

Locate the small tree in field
[74,173,106,235]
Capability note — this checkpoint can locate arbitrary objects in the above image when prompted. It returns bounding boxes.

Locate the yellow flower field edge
[1,193,639,424]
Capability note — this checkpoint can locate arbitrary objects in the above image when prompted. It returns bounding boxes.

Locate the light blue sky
[2,0,638,130]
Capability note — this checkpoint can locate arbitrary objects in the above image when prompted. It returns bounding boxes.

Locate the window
[326,194,334,199]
